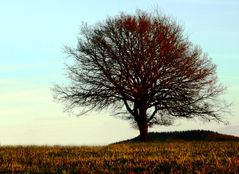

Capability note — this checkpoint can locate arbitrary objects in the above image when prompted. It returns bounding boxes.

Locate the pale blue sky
[0,0,239,145]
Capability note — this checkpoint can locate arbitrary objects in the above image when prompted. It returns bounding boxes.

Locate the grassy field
[1,141,239,173]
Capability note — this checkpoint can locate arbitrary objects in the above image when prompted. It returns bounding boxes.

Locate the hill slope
[118,130,239,143]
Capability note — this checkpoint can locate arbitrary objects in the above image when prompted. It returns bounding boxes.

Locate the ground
[1,141,239,173]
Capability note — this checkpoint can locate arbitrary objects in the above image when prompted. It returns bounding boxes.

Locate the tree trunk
[138,120,148,142]
[135,100,149,142]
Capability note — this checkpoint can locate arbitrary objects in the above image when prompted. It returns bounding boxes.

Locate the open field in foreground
[1,142,239,173]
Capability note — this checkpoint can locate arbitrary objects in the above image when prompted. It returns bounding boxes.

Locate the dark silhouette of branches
[53,10,229,141]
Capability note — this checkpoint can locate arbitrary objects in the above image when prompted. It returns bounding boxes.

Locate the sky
[0,0,239,145]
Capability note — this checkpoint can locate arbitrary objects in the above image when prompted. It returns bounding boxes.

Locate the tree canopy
[54,10,228,141]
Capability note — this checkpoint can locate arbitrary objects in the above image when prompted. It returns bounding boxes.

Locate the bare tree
[54,10,228,142]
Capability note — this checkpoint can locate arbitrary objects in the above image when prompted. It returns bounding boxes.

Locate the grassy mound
[118,130,239,143]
